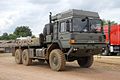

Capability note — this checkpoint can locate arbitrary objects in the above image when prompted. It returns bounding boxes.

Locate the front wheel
[77,56,93,68]
[49,49,66,71]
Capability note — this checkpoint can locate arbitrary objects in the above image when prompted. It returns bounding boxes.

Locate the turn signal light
[69,39,75,44]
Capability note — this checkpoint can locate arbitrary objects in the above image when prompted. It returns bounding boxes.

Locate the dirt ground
[0,53,120,80]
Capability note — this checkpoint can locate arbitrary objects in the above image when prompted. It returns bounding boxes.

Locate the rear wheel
[49,49,66,71]
[22,49,32,66]
[15,49,22,64]
[77,56,93,68]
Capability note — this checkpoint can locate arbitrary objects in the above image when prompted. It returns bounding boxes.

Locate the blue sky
[0,0,120,36]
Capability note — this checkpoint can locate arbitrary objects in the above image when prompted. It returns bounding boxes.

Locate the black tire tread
[77,56,93,68]
[22,49,32,66]
[49,49,66,71]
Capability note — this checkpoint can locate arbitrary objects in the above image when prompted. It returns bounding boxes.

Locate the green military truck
[13,9,106,71]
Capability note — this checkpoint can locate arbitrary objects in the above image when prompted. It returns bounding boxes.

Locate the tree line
[102,19,118,25]
[0,26,33,40]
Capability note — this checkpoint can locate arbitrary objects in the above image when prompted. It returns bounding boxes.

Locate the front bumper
[66,43,106,56]
[71,42,106,49]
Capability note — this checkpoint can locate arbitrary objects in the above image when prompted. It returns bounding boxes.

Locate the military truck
[13,9,106,71]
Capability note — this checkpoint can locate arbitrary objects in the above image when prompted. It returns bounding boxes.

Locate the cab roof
[51,9,100,21]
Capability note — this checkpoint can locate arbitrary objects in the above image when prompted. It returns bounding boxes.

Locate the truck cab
[44,9,105,56]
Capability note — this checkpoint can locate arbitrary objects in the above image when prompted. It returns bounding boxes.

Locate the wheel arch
[45,43,61,60]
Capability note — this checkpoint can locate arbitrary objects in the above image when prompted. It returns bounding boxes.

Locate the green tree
[102,19,118,26]
[102,20,108,26]
[111,21,117,25]
[0,36,2,40]
[14,26,32,37]
[9,34,17,40]
[0,33,9,40]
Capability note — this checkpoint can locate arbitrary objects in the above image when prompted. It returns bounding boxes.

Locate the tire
[15,49,22,64]
[22,49,32,66]
[49,49,66,71]
[77,56,93,68]
[38,59,45,64]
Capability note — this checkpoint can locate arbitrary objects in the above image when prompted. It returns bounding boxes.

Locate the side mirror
[81,19,86,22]
[50,23,53,33]
[101,20,104,33]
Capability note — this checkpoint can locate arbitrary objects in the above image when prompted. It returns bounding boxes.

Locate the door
[58,20,71,48]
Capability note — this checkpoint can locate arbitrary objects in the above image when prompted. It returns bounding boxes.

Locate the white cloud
[0,0,120,36]
[100,8,120,22]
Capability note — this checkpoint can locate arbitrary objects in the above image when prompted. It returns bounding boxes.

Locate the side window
[66,20,70,32]
[60,22,66,32]
[60,20,71,32]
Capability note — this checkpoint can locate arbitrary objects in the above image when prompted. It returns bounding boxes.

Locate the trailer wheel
[15,49,22,64]
[22,49,32,66]
[77,56,93,68]
[49,49,66,71]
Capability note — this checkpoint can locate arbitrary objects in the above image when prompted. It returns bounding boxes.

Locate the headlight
[110,46,113,52]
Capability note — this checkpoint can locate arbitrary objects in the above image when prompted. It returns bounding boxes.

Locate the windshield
[72,18,101,32]
[89,19,101,32]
